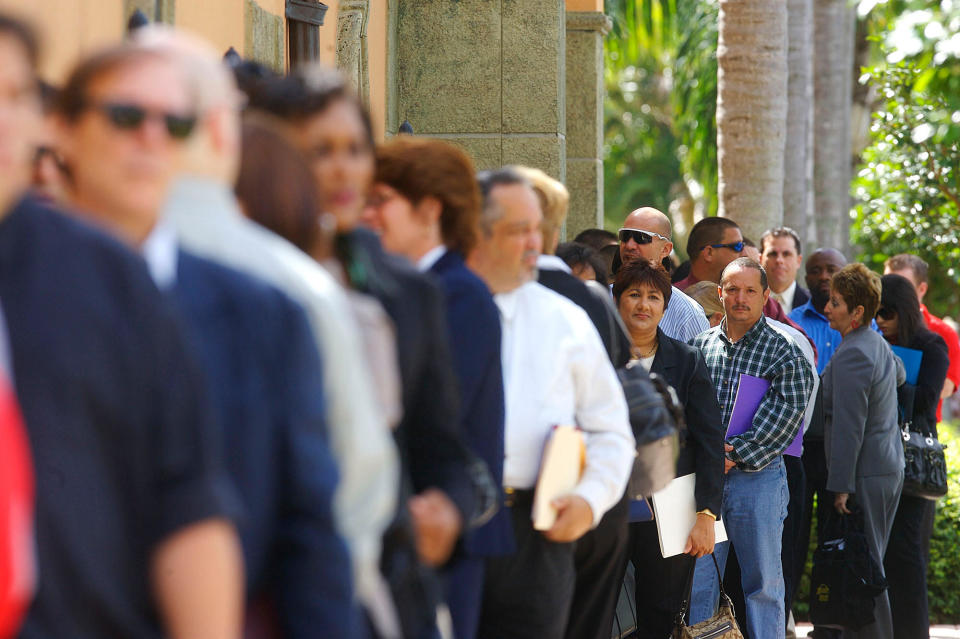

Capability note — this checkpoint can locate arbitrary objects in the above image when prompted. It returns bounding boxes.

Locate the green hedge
[928,422,960,623]
[794,422,960,624]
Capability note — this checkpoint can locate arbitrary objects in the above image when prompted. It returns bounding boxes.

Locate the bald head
[804,248,847,310]
[619,206,674,265]
[623,207,672,237]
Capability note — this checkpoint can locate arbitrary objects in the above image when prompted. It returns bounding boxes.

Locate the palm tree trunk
[717,0,789,243]
[784,0,814,246]
[813,0,855,250]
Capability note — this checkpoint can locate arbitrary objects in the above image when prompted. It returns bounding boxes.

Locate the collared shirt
[789,300,841,374]
[691,315,813,471]
[163,176,399,604]
[416,244,447,272]
[771,280,797,314]
[537,253,573,273]
[495,281,635,525]
[141,220,179,289]
[661,286,710,343]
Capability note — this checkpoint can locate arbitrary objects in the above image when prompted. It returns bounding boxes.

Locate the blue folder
[891,345,923,385]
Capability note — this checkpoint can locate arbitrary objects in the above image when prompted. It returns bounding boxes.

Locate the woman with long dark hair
[876,273,949,639]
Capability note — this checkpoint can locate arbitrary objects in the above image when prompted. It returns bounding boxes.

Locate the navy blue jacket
[429,250,512,557]
[0,198,238,639]
[169,251,359,638]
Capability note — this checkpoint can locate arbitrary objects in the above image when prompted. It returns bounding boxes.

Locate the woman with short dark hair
[875,273,949,639]
[613,259,724,638]
[821,263,907,639]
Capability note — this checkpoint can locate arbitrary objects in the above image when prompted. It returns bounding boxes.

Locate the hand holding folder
[532,425,586,531]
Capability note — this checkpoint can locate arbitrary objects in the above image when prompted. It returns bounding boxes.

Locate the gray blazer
[823,327,905,493]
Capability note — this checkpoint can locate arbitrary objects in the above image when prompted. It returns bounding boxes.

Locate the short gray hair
[476,166,531,235]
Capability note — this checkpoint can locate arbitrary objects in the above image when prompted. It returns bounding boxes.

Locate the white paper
[650,473,727,558]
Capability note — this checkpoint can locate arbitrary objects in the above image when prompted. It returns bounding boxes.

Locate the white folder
[650,473,727,558]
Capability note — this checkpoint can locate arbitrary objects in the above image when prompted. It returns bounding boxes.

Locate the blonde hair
[684,280,724,317]
[515,166,568,248]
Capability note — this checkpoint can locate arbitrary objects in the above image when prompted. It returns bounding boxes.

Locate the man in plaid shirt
[687,257,813,637]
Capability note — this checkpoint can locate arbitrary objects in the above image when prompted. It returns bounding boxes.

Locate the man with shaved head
[617,207,709,343]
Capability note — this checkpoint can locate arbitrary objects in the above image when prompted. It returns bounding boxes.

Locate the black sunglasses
[618,228,670,245]
[707,241,745,253]
[876,307,896,320]
[89,101,197,140]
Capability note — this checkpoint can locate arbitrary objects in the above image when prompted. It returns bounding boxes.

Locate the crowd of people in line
[0,12,958,639]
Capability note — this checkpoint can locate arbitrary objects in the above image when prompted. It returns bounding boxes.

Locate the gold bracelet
[696,509,717,520]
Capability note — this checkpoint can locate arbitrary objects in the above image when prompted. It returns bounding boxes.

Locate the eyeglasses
[618,228,670,245]
[87,101,197,140]
[706,241,745,253]
[876,307,896,320]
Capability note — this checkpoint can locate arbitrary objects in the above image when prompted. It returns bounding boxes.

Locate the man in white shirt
[760,227,809,314]
[467,168,635,639]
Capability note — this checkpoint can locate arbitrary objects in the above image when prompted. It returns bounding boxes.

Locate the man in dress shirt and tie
[760,227,809,315]
[468,168,635,639]
[618,207,709,343]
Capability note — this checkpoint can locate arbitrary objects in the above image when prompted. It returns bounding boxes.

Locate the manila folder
[650,473,727,558]
[532,425,585,531]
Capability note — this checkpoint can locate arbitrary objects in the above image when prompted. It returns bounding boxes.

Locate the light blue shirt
[661,286,710,344]
[789,301,841,374]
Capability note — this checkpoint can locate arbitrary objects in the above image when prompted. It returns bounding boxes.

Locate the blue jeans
[689,457,788,637]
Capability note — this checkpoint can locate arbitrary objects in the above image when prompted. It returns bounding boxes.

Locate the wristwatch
[696,508,717,520]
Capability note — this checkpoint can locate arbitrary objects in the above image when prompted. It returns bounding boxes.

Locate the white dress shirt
[141,220,179,289]
[767,317,819,440]
[495,281,635,526]
[416,245,447,272]
[772,280,798,315]
[163,176,399,607]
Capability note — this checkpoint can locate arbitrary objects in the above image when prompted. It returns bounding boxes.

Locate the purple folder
[727,374,803,457]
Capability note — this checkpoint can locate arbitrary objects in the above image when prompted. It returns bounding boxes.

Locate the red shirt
[921,304,960,421]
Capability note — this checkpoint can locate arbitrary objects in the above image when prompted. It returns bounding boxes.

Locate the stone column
[336,0,370,103]
[389,0,566,182]
[564,10,610,238]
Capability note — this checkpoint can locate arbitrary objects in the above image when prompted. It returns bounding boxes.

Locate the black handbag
[898,383,948,500]
[901,423,948,500]
[672,555,744,639]
[809,502,887,630]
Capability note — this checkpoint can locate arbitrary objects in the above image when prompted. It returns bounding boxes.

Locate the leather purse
[672,555,744,639]
[901,422,948,500]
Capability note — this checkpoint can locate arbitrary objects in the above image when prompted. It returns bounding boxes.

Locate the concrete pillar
[244,0,285,71]
[336,0,370,103]
[389,0,567,182]
[564,10,610,237]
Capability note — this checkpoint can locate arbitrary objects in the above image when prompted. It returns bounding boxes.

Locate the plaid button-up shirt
[691,315,813,471]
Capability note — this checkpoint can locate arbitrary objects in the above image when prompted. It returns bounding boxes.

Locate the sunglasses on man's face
[618,228,670,245]
[876,307,896,320]
[707,241,745,253]
[89,102,197,140]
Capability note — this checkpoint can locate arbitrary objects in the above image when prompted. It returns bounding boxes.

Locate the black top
[904,328,950,437]
[0,197,238,639]
[650,328,725,514]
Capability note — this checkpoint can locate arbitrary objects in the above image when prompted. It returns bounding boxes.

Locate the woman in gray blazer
[822,263,905,639]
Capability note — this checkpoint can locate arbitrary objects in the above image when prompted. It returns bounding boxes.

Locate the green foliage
[928,422,960,623]
[602,0,719,229]
[851,61,959,318]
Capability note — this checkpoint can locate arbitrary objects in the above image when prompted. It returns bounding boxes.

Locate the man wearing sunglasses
[617,207,709,344]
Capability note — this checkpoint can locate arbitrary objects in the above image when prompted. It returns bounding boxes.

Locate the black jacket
[650,328,725,514]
